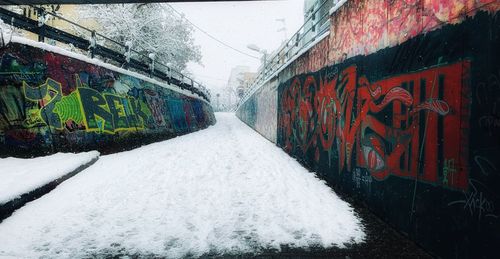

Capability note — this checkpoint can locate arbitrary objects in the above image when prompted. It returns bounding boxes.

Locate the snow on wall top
[2,32,209,104]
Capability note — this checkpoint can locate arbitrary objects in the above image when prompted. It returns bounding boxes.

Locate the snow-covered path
[0,113,365,258]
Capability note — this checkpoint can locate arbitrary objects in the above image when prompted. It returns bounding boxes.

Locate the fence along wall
[0,41,216,157]
[236,0,500,258]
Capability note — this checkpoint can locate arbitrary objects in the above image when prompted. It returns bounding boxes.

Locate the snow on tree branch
[75,3,201,72]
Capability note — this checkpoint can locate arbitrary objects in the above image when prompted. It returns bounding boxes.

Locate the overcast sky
[170,1,304,92]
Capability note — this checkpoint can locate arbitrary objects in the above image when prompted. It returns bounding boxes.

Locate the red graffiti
[183,101,193,129]
[280,61,470,190]
[144,89,167,127]
[314,71,338,150]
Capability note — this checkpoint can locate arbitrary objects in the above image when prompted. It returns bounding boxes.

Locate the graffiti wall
[237,0,500,258]
[0,42,215,157]
[236,79,277,143]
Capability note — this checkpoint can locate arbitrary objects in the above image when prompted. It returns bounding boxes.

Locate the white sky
[170,1,304,92]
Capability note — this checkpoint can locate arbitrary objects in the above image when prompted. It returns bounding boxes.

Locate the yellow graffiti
[102,93,144,133]
[23,78,66,130]
[23,108,45,127]
[22,78,61,102]
[22,75,153,134]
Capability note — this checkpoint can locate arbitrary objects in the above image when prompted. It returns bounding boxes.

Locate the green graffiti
[128,97,152,128]
[78,87,115,134]
[21,76,155,134]
[442,159,456,185]
[0,85,26,128]
[24,108,45,127]
[23,78,63,129]
[53,91,85,125]
[104,93,146,131]
[139,99,152,118]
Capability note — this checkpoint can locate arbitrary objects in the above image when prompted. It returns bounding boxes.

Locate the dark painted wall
[237,1,500,258]
[0,42,215,157]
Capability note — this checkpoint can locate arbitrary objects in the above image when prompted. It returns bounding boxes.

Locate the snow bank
[0,113,364,258]
[0,151,99,205]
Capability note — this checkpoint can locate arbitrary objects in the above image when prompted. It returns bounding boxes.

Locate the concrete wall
[236,78,278,143]
[0,42,215,157]
[236,0,500,257]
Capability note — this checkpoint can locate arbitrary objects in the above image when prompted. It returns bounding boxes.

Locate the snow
[329,0,348,15]
[0,113,364,258]
[75,4,202,72]
[0,151,99,205]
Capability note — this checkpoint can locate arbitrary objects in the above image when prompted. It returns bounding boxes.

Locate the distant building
[7,5,98,47]
[236,72,257,98]
[223,66,256,111]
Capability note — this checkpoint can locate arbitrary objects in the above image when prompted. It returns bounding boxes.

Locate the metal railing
[237,0,339,107]
[0,5,211,102]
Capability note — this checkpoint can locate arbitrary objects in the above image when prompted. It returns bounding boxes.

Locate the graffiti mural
[22,76,150,134]
[0,42,215,156]
[238,0,499,257]
[276,10,499,259]
[280,62,469,190]
[0,85,25,129]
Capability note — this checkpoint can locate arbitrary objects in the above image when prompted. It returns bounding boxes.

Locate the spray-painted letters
[280,61,470,190]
